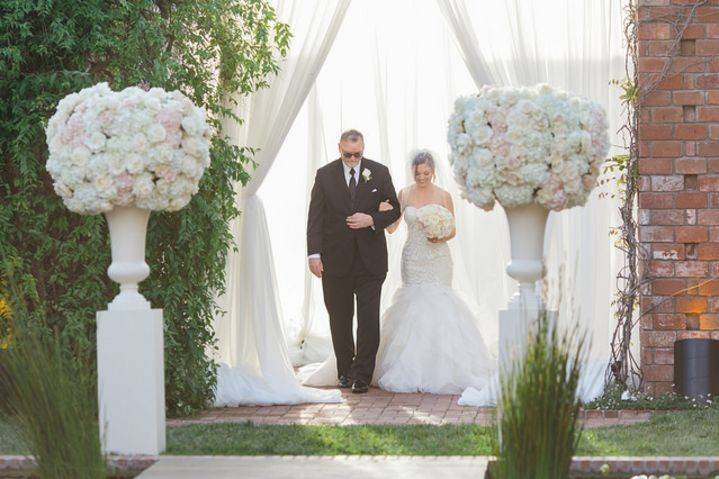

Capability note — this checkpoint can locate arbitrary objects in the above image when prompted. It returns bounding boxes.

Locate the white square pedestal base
[97,308,165,455]
[499,307,538,372]
[498,308,558,372]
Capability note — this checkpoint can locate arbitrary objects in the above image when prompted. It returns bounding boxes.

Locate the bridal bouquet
[447,83,609,211]
[45,82,212,214]
[416,204,454,240]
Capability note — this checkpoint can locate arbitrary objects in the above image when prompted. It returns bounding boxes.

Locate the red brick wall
[638,0,719,395]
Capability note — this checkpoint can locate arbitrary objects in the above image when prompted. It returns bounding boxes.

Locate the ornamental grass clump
[492,311,587,479]
[0,271,105,479]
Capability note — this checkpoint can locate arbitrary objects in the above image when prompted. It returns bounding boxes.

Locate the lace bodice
[401,206,453,287]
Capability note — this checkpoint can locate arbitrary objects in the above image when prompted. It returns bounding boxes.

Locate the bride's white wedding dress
[300,203,496,394]
[373,205,495,393]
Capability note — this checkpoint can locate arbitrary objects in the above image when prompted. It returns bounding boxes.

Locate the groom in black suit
[307,129,401,393]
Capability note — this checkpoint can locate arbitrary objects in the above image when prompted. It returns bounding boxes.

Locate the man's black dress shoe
[352,379,369,394]
[338,375,352,389]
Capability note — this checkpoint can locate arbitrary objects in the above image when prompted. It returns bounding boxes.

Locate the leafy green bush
[0,0,290,416]
[492,312,587,479]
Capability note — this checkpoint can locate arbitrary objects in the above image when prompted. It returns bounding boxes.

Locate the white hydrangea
[45,82,212,215]
[447,84,610,211]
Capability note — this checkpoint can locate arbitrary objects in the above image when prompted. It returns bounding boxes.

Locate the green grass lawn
[166,409,719,456]
[168,423,495,456]
[1,409,717,456]
[580,409,719,456]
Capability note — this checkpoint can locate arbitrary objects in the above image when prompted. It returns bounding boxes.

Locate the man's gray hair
[340,129,364,143]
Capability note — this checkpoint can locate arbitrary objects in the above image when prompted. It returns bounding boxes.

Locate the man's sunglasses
[341,151,363,160]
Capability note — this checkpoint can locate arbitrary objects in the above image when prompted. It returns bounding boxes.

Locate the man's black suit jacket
[307,158,401,277]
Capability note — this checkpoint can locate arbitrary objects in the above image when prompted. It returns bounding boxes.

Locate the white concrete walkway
[137,455,490,478]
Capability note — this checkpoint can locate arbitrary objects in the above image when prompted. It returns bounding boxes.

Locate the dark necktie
[349,168,357,201]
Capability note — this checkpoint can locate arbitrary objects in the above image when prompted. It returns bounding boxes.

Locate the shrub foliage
[0,0,290,416]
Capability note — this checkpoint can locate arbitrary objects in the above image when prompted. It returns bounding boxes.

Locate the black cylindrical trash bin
[674,338,719,399]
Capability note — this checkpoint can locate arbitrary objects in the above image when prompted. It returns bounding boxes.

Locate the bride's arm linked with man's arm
[382,188,403,235]
[368,165,401,234]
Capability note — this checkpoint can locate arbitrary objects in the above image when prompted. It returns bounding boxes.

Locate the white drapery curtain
[213,0,350,406]
[261,0,626,402]
[437,0,626,403]
[434,0,506,86]
[262,1,513,375]
[283,2,511,387]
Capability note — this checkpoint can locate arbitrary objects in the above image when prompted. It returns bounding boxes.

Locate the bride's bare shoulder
[432,185,451,199]
[435,186,454,210]
[399,185,414,200]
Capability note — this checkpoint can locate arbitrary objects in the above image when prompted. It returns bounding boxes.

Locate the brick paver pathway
[168,387,653,428]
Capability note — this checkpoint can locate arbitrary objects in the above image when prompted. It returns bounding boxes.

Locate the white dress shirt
[343,159,361,187]
[309,160,368,261]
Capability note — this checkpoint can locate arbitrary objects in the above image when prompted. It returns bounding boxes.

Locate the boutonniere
[362,168,372,183]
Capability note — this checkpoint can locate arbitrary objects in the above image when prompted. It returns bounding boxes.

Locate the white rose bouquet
[447,83,610,212]
[45,82,212,214]
[416,204,455,240]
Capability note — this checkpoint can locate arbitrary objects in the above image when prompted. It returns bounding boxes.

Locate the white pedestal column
[498,204,549,372]
[499,306,561,372]
[97,206,165,455]
[97,309,165,455]
[499,298,540,371]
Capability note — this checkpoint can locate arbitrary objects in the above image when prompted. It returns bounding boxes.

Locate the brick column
[638,0,719,394]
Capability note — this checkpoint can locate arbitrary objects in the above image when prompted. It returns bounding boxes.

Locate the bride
[372,149,495,393]
[301,149,496,394]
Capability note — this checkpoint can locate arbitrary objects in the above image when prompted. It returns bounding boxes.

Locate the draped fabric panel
[214,0,350,406]
[220,0,628,405]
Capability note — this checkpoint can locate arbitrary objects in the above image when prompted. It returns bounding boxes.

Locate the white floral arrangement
[447,83,610,211]
[45,82,212,214]
[416,204,454,240]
